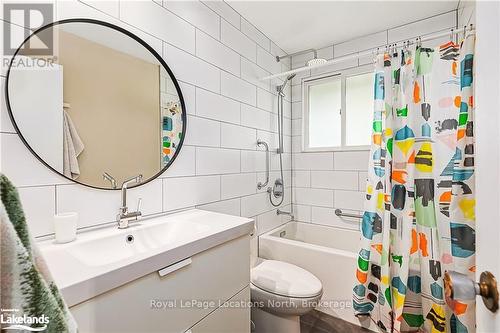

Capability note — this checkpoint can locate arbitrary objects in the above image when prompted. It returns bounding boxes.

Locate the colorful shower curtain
[353,33,475,333]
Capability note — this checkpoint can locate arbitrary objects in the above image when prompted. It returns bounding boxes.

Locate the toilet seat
[251,260,322,298]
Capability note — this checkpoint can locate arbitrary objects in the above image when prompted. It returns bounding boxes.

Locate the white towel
[62,110,84,179]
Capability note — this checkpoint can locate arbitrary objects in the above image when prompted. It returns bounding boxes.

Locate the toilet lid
[251,260,322,298]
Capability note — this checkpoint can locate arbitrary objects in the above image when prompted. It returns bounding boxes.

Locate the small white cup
[54,212,78,244]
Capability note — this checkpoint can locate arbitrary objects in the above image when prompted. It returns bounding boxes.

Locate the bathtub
[258,222,375,331]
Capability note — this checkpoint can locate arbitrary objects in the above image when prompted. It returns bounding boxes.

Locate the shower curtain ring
[450,28,454,41]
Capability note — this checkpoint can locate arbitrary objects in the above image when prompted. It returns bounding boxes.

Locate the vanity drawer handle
[158,258,192,277]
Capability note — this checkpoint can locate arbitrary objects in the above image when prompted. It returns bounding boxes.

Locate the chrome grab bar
[335,209,363,219]
[257,139,270,190]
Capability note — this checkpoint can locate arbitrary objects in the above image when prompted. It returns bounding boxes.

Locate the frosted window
[346,73,373,146]
[308,79,341,148]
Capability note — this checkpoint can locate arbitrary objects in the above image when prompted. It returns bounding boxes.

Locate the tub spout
[277,209,294,220]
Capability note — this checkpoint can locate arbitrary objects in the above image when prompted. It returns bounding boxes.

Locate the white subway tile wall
[164,0,220,40]
[195,88,240,124]
[221,173,257,200]
[195,29,241,76]
[290,10,458,229]
[120,0,196,53]
[240,18,270,52]
[0,0,292,237]
[220,71,257,105]
[220,123,257,150]
[241,57,271,91]
[294,188,333,207]
[195,147,240,175]
[17,186,57,236]
[222,21,257,63]
[202,1,240,29]
[164,43,221,93]
[185,115,221,147]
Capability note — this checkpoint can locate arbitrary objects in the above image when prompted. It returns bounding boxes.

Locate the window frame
[302,65,373,152]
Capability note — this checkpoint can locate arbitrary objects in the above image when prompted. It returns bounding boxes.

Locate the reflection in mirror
[6,20,185,189]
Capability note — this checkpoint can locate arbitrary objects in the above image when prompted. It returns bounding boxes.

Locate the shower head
[306,57,327,67]
[306,50,327,67]
[277,73,296,95]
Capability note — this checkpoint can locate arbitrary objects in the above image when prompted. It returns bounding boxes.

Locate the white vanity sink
[63,220,209,267]
[38,209,254,307]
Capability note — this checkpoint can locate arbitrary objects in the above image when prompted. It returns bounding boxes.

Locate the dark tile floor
[300,310,372,333]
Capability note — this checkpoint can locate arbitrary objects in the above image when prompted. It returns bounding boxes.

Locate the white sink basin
[64,220,209,267]
[38,209,254,306]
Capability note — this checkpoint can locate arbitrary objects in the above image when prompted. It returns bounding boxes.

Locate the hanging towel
[0,174,77,332]
[62,110,84,180]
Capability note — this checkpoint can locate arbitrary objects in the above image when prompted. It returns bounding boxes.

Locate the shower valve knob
[444,270,499,313]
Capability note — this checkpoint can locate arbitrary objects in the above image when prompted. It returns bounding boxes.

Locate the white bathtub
[258,222,375,331]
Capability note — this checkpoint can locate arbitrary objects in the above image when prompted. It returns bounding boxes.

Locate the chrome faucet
[277,209,294,220]
[117,174,143,229]
[103,172,117,189]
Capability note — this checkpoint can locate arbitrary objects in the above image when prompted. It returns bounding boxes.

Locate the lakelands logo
[1,309,49,332]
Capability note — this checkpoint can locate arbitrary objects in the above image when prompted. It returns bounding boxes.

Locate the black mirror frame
[5,18,187,190]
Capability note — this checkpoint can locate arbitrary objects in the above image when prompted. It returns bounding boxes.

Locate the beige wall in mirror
[59,30,161,188]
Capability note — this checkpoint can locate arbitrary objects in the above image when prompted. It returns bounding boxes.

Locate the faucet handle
[136,198,142,212]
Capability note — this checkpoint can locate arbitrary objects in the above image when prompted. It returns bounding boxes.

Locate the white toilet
[250,260,323,333]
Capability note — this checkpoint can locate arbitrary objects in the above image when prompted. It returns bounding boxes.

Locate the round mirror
[5,19,186,189]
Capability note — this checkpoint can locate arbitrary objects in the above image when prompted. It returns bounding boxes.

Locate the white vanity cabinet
[70,235,250,333]
[189,286,250,333]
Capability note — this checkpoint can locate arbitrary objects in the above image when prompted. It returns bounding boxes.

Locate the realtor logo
[3,3,53,56]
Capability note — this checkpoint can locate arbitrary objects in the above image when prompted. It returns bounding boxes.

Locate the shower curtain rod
[260,25,475,81]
